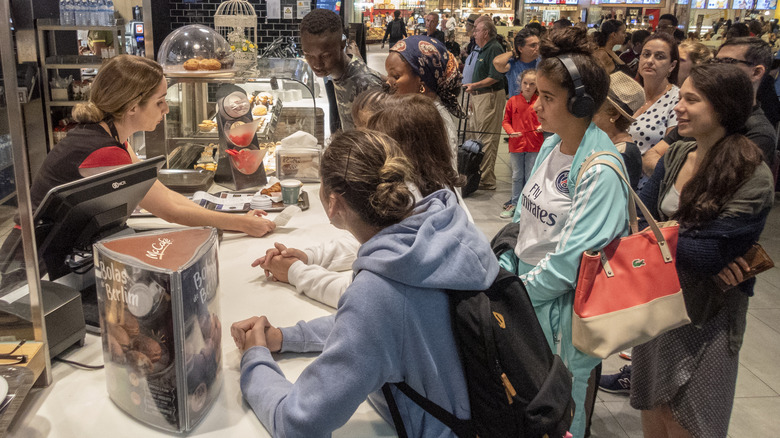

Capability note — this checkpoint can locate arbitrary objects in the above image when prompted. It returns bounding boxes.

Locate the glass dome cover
[157,24,235,74]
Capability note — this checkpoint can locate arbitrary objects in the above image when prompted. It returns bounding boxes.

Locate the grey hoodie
[240,189,499,437]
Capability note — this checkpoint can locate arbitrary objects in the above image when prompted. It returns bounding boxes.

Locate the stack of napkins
[250,193,272,210]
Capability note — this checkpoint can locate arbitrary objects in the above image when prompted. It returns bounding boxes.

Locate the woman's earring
[419,83,426,94]
[609,118,616,123]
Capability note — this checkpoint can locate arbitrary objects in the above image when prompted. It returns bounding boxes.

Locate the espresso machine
[125,5,145,56]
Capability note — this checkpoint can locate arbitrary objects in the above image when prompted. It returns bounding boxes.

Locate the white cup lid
[280,179,302,187]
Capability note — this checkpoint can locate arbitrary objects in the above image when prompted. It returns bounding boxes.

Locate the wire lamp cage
[214,0,258,69]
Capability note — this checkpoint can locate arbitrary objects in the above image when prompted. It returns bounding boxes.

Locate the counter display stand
[5,183,395,438]
[147,58,323,192]
[36,19,126,151]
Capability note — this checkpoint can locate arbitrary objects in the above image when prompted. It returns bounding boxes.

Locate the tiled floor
[363,43,780,437]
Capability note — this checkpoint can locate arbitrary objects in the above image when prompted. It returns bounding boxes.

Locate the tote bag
[572,152,691,359]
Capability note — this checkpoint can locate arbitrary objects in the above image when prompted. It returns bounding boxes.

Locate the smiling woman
[630,63,773,438]
[26,55,276,238]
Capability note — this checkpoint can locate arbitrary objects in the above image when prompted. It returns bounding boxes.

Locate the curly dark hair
[537,27,609,118]
[299,8,343,36]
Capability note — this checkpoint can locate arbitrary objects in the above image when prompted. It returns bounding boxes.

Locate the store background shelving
[36,18,125,151]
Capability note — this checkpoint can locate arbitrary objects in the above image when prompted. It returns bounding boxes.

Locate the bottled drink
[74,0,86,26]
[87,0,99,26]
[105,0,115,26]
[59,0,67,25]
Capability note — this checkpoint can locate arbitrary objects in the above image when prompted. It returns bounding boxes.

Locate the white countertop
[7,184,394,438]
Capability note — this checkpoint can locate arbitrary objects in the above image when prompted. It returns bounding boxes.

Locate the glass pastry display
[158,25,235,76]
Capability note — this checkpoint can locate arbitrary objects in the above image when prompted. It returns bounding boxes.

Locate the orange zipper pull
[501,373,517,405]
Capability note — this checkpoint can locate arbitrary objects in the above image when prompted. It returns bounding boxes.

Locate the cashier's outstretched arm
[139,181,276,237]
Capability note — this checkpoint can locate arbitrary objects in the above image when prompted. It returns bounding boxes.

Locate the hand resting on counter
[252,242,308,283]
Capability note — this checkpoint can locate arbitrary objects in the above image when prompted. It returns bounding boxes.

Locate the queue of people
[21,5,779,437]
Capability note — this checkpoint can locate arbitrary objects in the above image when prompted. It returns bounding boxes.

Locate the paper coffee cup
[280,179,302,205]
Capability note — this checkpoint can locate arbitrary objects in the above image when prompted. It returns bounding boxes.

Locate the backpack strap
[382,383,409,438]
[381,382,476,438]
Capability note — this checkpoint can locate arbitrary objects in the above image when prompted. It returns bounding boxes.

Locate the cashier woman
[29,55,276,237]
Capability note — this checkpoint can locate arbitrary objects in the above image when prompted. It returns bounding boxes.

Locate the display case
[145,58,322,190]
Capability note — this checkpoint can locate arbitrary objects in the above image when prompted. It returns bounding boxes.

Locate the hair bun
[72,101,105,124]
[540,27,594,59]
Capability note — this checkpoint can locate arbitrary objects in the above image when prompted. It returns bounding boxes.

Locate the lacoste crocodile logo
[632,259,646,268]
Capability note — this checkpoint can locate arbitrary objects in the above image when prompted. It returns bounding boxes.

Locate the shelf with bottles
[53,0,118,28]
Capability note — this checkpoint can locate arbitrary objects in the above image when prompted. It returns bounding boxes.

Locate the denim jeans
[509,151,538,206]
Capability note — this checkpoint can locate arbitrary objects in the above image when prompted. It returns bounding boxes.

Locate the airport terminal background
[0,2,779,436]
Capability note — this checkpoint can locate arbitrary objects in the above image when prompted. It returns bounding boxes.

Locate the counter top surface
[7,184,394,438]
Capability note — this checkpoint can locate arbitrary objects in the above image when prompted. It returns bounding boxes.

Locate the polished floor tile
[590,402,630,438]
[728,396,780,437]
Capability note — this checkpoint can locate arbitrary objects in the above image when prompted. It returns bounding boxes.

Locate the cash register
[0,156,164,357]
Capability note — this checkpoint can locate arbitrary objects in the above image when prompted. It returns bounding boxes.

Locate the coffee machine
[125,5,145,56]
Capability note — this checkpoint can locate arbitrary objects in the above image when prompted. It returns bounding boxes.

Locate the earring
[419,83,426,94]
[609,118,616,123]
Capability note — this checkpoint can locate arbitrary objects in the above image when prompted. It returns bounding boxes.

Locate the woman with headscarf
[385,35,465,156]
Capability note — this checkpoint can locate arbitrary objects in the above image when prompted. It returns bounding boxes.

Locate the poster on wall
[707,0,728,8]
[755,0,777,8]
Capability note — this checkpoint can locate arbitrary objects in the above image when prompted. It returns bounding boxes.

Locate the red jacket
[502,94,543,154]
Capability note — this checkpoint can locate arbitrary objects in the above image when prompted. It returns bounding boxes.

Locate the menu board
[626,0,661,4]
[732,0,755,8]
[707,0,728,8]
[693,0,706,7]
[677,0,689,4]
[756,0,777,8]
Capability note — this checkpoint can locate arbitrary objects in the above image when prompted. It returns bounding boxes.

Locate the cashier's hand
[252,242,308,283]
[231,316,283,353]
[240,210,276,237]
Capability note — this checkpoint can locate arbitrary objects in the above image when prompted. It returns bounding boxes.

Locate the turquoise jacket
[499,122,630,438]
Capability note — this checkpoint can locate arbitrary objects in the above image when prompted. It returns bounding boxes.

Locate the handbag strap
[576,151,673,263]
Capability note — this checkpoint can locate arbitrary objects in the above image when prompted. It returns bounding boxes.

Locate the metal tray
[158,169,215,193]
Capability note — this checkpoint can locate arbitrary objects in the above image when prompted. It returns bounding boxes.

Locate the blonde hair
[72,55,164,123]
[679,40,713,65]
[321,129,415,227]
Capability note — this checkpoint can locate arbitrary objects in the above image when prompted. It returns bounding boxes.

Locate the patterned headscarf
[390,35,465,118]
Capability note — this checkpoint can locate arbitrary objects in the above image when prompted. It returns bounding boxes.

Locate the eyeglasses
[710,57,754,66]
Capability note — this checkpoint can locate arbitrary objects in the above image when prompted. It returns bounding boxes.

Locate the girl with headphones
[496,27,631,438]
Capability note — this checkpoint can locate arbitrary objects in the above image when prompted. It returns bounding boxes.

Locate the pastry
[183,59,200,71]
[199,58,222,71]
[252,106,267,116]
[261,182,282,195]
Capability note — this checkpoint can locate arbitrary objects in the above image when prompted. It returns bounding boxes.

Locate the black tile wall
[168,0,309,47]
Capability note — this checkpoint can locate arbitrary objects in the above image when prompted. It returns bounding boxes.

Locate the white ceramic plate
[0,376,9,402]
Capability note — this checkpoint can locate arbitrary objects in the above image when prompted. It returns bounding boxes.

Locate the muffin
[183,59,200,71]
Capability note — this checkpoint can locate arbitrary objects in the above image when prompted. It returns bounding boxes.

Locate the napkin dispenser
[275,131,321,182]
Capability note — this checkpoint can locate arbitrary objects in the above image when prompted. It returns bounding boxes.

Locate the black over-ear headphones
[556,54,595,118]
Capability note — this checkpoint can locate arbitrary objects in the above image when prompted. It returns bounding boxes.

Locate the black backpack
[457,139,484,198]
[382,268,574,438]
[390,19,404,41]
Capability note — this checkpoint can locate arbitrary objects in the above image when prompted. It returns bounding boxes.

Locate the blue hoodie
[240,190,499,437]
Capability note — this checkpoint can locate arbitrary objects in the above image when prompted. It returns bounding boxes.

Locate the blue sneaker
[599,365,631,394]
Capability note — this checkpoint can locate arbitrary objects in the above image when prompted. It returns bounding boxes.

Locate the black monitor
[33,155,166,281]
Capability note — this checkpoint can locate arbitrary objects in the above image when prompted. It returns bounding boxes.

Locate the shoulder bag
[572,151,691,359]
